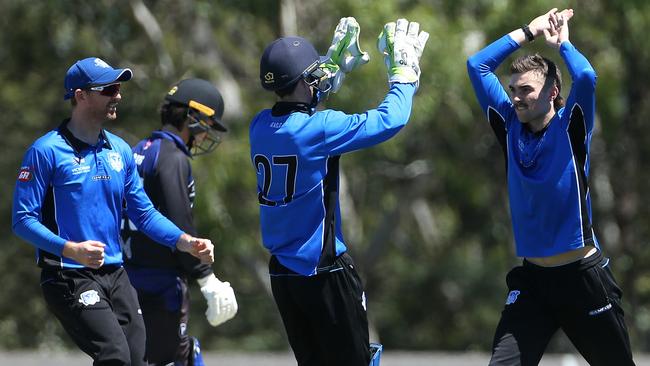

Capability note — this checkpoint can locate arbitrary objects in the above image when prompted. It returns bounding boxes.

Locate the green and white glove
[377,19,429,87]
[320,16,370,93]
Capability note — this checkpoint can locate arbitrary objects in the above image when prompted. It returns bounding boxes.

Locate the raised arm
[321,83,415,155]
[548,9,597,133]
[467,8,574,122]
[466,35,519,121]
[322,18,427,155]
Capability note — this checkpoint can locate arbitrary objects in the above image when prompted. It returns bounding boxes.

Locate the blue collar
[150,129,192,158]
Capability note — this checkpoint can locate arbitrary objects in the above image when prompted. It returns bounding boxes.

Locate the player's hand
[62,240,106,269]
[325,17,369,73]
[176,234,214,264]
[543,8,573,49]
[527,8,573,39]
[377,18,429,87]
[527,8,558,38]
[198,274,238,327]
[320,16,370,93]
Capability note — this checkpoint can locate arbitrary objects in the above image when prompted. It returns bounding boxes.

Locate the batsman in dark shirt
[122,78,238,366]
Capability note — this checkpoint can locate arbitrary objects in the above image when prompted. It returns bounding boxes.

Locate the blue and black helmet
[260,36,320,91]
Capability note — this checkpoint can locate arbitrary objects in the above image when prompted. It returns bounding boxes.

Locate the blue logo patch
[505,290,520,305]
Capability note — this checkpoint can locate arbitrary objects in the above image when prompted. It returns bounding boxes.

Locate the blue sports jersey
[250,83,415,275]
[467,35,599,257]
[12,120,183,269]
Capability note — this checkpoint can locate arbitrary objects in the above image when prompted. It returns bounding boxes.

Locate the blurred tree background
[2,0,650,355]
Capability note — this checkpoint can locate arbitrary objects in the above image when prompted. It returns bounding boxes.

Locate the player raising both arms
[250,17,428,366]
[467,8,635,365]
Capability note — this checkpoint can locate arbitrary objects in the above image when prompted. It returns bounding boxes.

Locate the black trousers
[270,253,371,366]
[41,266,146,366]
[131,274,192,366]
[489,251,635,366]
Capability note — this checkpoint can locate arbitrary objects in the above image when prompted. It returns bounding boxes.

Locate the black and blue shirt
[122,127,212,280]
[467,35,599,257]
[12,120,183,269]
[250,83,415,275]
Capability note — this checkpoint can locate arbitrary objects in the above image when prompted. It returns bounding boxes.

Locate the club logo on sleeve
[78,290,101,306]
[17,166,33,182]
[107,152,123,172]
[505,290,521,305]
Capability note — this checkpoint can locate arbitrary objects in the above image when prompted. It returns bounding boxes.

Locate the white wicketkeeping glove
[197,273,238,327]
[320,16,370,93]
[377,18,429,87]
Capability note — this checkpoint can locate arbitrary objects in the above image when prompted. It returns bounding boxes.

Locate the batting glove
[320,16,370,93]
[377,19,429,87]
[197,273,238,327]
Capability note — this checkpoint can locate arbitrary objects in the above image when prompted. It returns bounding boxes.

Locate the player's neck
[68,113,104,146]
[280,81,313,104]
[527,110,555,133]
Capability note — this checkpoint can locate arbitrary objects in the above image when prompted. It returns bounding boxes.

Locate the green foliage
[2,0,650,354]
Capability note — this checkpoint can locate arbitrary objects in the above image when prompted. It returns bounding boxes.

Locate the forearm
[174,232,193,250]
[468,35,520,73]
[560,41,596,82]
[12,216,67,256]
[133,209,185,248]
[323,83,415,155]
[507,28,529,46]
[467,35,519,113]
[369,82,415,135]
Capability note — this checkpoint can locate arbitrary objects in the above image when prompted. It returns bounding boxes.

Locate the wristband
[521,24,535,42]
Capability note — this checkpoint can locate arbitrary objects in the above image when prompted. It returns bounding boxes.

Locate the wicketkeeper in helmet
[250,17,428,366]
[122,78,238,366]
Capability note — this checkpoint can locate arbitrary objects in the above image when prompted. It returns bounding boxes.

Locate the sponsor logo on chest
[70,157,91,175]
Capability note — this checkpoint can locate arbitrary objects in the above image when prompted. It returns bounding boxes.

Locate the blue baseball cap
[63,57,133,100]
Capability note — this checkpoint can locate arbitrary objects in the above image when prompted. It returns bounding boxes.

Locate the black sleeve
[157,141,195,235]
[157,141,213,279]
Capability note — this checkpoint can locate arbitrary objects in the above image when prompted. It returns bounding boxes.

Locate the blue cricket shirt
[250,83,415,275]
[12,120,184,269]
[467,35,600,257]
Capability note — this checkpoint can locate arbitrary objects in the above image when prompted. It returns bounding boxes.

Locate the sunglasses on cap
[87,83,121,97]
